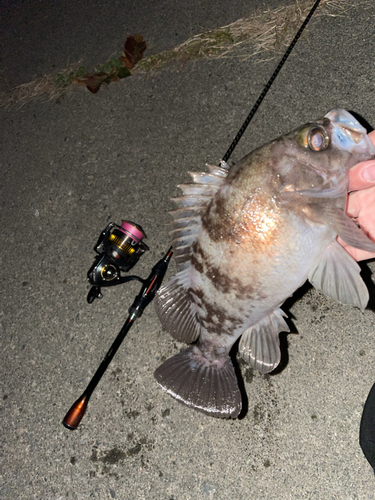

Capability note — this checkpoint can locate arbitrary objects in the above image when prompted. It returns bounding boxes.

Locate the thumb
[348,130,375,191]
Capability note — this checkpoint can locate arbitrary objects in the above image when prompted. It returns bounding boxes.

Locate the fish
[153,109,375,418]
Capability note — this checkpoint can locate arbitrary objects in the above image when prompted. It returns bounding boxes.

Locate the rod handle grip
[62,394,88,430]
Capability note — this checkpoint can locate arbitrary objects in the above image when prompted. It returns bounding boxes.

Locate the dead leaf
[120,34,147,69]
[85,72,111,94]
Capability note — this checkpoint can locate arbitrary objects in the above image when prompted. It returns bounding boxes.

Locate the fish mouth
[325,109,375,159]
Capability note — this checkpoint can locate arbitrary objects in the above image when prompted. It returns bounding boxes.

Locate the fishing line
[222,0,322,163]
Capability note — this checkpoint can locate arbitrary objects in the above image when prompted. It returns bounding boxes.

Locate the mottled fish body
[154,109,375,418]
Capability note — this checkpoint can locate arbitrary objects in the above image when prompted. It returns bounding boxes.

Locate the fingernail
[363,163,375,181]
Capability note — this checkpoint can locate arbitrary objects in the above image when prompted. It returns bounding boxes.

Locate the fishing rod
[222,0,322,164]
[62,220,172,430]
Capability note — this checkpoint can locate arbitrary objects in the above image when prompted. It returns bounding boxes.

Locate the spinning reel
[87,220,149,303]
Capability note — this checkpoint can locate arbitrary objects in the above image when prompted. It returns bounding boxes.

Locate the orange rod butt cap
[62,395,88,430]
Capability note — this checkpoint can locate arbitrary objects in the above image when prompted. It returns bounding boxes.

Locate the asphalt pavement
[1,1,375,499]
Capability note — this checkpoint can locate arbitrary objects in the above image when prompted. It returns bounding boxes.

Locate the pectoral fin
[306,203,375,252]
[239,309,289,374]
[308,240,369,310]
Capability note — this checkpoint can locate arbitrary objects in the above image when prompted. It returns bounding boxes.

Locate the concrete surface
[1,1,375,499]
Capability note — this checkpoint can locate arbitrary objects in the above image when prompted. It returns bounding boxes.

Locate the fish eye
[307,126,329,152]
[297,125,330,152]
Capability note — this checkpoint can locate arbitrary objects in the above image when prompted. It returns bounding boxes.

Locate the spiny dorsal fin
[168,162,229,274]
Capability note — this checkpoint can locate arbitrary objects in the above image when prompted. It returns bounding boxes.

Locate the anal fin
[239,308,289,374]
[154,346,241,418]
[308,239,369,310]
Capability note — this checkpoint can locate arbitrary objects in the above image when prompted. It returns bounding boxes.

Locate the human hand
[338,130,375,261]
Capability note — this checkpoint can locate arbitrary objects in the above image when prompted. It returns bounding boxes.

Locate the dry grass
[135,0,356,71]
[0,61,84,108]
[0,0,358,108]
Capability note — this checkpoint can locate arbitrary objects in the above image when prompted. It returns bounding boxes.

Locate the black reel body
[87,220,149,303]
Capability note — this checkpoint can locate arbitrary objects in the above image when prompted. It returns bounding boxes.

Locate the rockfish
[154,109,375,418]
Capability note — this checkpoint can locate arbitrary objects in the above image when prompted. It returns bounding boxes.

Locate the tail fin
[154,346,241,418]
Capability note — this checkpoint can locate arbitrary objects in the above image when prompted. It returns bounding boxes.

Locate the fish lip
[324,109,367,136]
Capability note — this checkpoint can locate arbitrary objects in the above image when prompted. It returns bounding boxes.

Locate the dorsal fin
[168,162,229,274]
[155,162,229,343]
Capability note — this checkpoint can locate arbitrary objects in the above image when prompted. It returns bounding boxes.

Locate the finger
[337,236,375,262]
[346,185,375,221]
[348,130,375,191]
[342,186,375,262]
[349,160,375,191]
[346,190,375,250]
